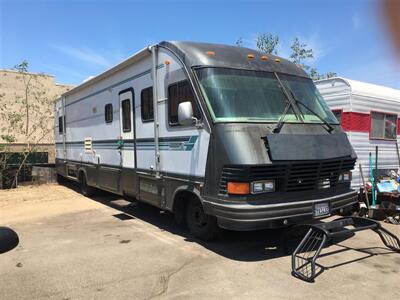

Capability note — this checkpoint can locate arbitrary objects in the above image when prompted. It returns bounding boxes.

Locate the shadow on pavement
[59,181,398,266]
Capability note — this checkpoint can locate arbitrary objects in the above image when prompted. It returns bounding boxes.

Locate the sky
[1,0,399,89]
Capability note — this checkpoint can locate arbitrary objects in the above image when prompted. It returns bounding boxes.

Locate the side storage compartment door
[138,174,165,207]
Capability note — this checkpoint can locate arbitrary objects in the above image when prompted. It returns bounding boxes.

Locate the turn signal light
[227,182,250,195]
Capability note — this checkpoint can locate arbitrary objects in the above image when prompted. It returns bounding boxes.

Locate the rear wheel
[186,197,219,241]
[79,172,95,197]
[56,174,66,185]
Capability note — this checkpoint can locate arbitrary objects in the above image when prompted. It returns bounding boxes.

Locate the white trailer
[55,42,358,240]
[316,77,400,187]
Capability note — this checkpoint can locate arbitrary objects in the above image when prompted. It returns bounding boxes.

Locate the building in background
[0,70,73,163]
[0,69,73,188]
[316,77,400,187]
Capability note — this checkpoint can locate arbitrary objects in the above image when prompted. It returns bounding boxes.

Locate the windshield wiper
[272,101,291,133]
[288,90,335,134]
[272,74,303,134]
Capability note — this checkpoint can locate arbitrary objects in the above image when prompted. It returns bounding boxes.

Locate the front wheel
[186,197,219,241]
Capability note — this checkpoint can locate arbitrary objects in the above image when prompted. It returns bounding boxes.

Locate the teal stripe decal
[56,135,199,151]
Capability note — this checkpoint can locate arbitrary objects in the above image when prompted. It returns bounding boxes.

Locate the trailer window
[371,112,397,140]
[141,87,153,122]
[105,104,113,123]
[168,80,200,125]
[121,99,131,132]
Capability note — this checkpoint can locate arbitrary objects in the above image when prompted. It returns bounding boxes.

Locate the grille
[219,158,356,194]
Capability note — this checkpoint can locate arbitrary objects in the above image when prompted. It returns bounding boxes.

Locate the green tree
[235,37,243,47]
[14,60,32,141]
[289,37,314,71]
[256,33,279,55]
[325,71,337,79]
[0,60,56,187]
[239,33,337,80]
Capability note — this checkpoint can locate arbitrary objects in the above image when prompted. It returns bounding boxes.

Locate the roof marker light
[164,59,171,65]
[275,58,281,63]
[261,55,269,61]
[247,53,255,59]
[206,51,215,56]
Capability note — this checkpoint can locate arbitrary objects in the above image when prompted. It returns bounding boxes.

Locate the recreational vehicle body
[55,41,357,240]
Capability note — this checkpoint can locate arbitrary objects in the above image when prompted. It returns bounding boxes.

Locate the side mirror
[178,101,195,126]
[0,227,19,254]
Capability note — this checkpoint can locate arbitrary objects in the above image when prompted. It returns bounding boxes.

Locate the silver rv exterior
[55,41,358,240]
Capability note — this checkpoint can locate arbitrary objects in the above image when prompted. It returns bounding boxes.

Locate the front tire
[186,197,219,241]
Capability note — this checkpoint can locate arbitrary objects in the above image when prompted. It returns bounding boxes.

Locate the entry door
[119,89,135,169]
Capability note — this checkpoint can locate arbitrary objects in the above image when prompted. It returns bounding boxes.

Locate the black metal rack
[291,217,400,282]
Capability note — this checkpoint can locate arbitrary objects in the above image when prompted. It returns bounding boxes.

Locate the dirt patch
[0,184,104,224]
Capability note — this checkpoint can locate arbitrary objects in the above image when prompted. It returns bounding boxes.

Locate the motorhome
[316,78,400,188]
[55,41,357,240]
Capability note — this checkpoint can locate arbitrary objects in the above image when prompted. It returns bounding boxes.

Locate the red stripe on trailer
[339,112,400,136]
[340,112,370,132]
[398,119,400,135]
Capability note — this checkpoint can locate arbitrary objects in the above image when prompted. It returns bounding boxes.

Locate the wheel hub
[193,205,206,227]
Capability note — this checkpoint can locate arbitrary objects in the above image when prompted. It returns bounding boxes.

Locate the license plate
[313,202,330,218]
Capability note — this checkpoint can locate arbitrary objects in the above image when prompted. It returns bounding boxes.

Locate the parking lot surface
[1,184,399,299]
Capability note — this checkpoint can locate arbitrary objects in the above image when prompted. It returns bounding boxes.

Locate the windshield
[277,73,338,124]
[196,67,339,124]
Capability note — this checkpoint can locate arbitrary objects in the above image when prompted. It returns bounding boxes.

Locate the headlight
[339,171,352,182]
[251,180,275,194]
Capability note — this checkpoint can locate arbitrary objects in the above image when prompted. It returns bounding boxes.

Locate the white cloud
[37,62,86,84]
[276,42,291,59]
[294,34,327,64]
[50,45,111,67]
[239,33,258,50]
[82,75,95,83]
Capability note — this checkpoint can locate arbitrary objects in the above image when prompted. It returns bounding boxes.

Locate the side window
[121,99,131,132]
[58,116,64,134]
[141,87,154,122]
[168,80,200,125]
[371,112,397,140]
[105,103,113,123]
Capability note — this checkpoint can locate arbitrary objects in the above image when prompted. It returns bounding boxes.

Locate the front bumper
[203,190,358,231]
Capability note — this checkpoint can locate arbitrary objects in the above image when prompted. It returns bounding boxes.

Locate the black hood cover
[265,132,354,161]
